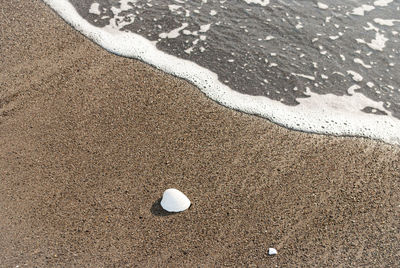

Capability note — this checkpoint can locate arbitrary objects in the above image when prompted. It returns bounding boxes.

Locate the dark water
[68,0,400,120]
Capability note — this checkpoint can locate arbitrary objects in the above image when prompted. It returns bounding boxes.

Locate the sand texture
[1,1,399,267]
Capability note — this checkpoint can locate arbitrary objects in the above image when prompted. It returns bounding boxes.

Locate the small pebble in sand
[160,188,191,212]
[268,248,277,255]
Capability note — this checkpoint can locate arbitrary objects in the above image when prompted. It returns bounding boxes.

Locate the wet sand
[1,1,399,267]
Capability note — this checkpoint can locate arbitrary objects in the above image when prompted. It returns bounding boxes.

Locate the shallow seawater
[44,0,400,144]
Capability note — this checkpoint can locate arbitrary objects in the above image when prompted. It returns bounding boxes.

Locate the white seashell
[160,188,191,212]
[268,248,277,255]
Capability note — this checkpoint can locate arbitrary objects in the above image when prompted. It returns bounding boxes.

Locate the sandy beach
[1,0,399,266]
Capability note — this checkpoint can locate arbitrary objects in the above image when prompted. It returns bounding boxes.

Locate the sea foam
[43,0,400,145]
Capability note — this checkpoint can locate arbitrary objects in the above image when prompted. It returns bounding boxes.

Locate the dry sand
[1,1,399,267]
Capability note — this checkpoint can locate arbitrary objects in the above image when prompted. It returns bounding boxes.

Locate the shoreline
[0,0,399,266]
[43,0,400,146]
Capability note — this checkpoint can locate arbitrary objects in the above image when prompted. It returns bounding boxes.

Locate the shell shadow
[150,198,174,217]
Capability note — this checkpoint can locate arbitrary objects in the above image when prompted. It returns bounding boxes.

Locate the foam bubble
[317,3,329,10]
[168,5,182,12]
[159,23,188,39]
[241,0,270,6]
[347,70,363,82]
[292,73,315,81]
[199,24,211,33]
[354,58,372,69]
[373,18,400,26]
[374,0,393,7]
[351,5,375,16]
[89,3,101,15]
[356,33,388,51]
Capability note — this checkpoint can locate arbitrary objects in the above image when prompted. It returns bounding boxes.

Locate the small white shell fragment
[160,188,191,212]
[268,248,277,255]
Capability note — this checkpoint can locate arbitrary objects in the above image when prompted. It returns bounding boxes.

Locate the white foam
[347,85,361,95]
[347,70,363,82]
[374,0,393,7]
[106,1,135,30]
[168,4,181,12]
[351,5,375,16]
[43,0,400,146]
[184,47,194,54]
[356,33,388,51]
[199,24,211,33]
[292,73,315,81]
[368,33,389,51]
[364,23,379,32]
[119,0,135,11]
[354,58,372,69]
[241,0,270,6]
[317,3,329,10]
[373,18,400,26]
[159,23,188,39]
[89,3,101,15]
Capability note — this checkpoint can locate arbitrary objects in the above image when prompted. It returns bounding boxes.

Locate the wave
[43,0,400,145]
